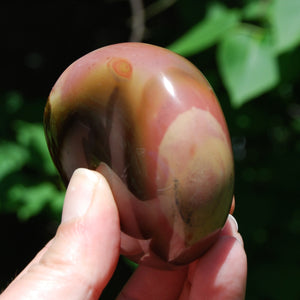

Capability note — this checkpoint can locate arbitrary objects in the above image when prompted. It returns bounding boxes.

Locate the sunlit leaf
[217,27,279,107]
[168,3,240,56]
[8,182,64,220]
[270,0,300,54]
[0,142,29,181]
[14,121,57,175]
[243,0,271,21]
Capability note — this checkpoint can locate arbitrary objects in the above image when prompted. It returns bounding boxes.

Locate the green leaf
[243,0,271,21]
[217,27,279,108]
[122,256,138,270]
[270,0,300,54]
[0,142,29,181]
[14,121,57,175]
[168,3,240,56]
[8,182,64,220]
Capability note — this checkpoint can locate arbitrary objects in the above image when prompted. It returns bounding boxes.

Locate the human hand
[1,168,121,300]
[117,214,247,300]
[1,168,247,300]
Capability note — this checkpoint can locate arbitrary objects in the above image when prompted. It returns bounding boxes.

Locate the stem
[129,0,145,42]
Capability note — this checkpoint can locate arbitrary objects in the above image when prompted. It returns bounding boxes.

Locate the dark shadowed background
[0,0,299,299]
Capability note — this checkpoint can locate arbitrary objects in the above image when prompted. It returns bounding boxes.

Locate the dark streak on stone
[44,100,69,185]
[82,86,122,170]
[174,178,194,226]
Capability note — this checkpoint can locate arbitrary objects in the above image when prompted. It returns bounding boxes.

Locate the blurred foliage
[0,0,300,299]
[0,92,64,220]
[168,0,300,107]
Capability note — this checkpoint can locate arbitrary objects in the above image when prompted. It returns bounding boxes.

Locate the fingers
[1,168,120,300]
[117,264,188,300]
[118,213,247,300]
[184,215,247,300]
[221,214,244,247]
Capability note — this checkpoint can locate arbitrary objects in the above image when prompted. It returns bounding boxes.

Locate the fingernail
[61,168,100,223]
[228,214,239,231]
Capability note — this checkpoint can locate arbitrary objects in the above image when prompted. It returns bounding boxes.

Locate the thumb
[1,168,120,300]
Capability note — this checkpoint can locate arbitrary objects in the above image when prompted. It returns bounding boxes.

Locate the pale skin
[0,168,247,300]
